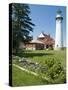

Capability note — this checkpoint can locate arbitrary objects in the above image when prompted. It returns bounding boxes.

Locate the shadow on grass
[14,52,53,58]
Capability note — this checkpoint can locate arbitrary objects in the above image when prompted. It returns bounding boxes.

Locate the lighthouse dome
[56,10,63,20]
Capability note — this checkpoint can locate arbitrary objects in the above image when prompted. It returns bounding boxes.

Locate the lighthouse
[54,10,63,50]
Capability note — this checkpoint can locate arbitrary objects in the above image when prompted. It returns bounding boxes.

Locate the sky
[29,4,66,47]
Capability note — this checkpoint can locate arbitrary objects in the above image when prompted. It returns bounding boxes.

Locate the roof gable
[38,33,46,38]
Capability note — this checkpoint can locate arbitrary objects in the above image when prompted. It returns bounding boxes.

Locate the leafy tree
[10,3,35,53]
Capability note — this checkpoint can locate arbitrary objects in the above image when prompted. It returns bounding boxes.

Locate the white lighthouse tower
[55,10,63,50]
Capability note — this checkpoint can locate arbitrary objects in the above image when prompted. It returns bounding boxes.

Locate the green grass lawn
[12,65,48,86]
[16,49,66,68]
[12,49,66,86]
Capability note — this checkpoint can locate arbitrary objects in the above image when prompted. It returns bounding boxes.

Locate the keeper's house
[37,32,54,49]
[25,39,44,50]
[25,32,54,50]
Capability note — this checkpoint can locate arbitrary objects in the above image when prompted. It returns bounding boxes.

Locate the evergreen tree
[10,3,35,53]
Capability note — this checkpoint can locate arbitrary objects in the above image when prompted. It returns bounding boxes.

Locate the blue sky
[29,4,66,46]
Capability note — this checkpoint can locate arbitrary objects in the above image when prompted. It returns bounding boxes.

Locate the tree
[10,3,35,53]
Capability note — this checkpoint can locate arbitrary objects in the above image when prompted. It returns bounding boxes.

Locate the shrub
[45,58,55,68]
[45,61,66,84]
